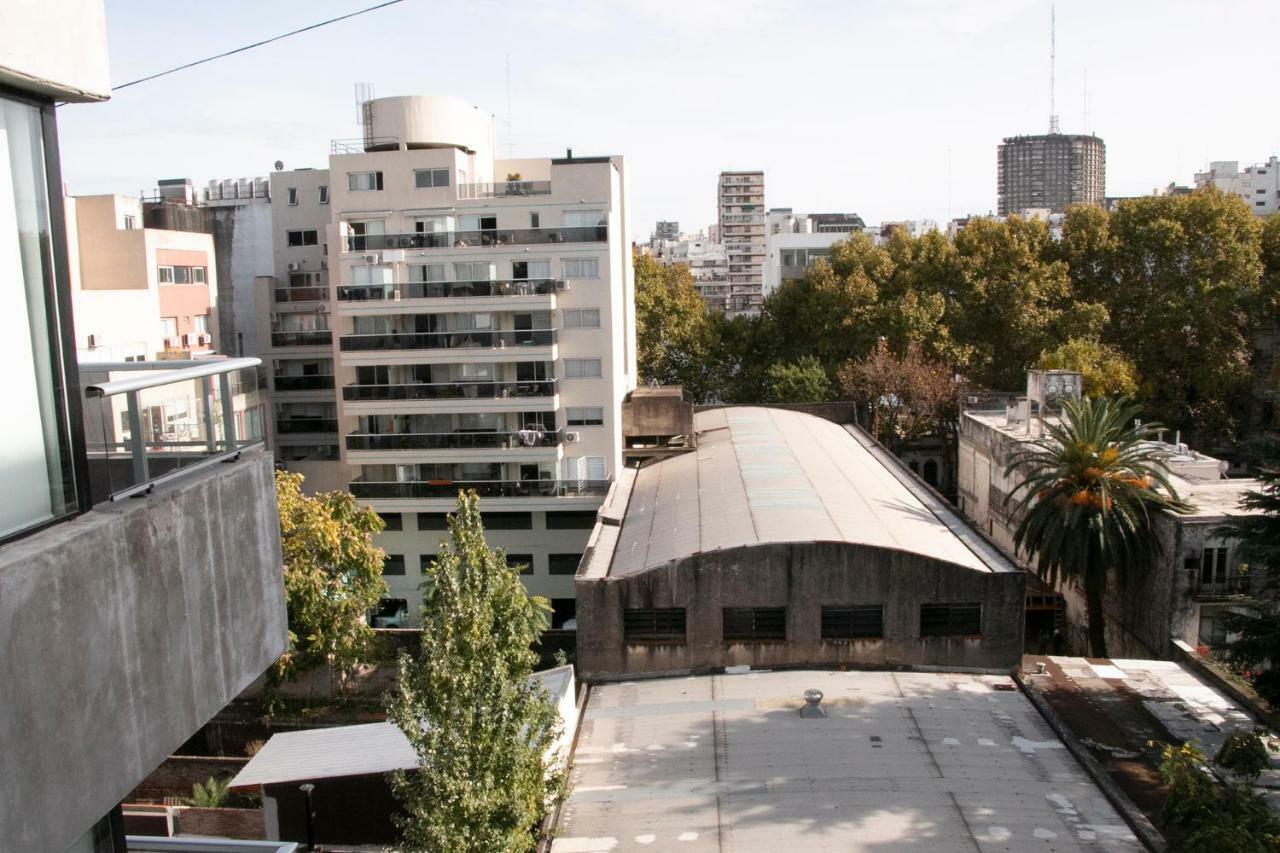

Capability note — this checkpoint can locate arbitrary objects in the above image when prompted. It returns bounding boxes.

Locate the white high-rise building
[267,95,636,627]
[763,209,865,299]
[717,171,765,316]
[1195,157,1280,215]
[650,229,729,312]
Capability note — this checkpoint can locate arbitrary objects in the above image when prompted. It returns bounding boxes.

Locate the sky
[58,0,1280,241]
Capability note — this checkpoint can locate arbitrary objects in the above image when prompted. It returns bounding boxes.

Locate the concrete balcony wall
[0,450,287,852]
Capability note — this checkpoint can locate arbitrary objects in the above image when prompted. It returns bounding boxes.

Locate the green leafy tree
[1038,336,1139,398]
[388,492,564,852]
[271,470,387,692]
[1157,740,1280,852]
[634,252,716,400]
[763,356,833,403]
[187,776,230,808]
[1006,397,1190,657]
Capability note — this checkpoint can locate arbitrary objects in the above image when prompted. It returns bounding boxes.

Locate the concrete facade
[997,133,1105,215]
[648,229,729,313]
[717,171,765,316]
[0,450,288,852]
[0,0,110,102]
[1195,156,1280,215]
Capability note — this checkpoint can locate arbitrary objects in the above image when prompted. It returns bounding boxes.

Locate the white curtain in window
[564,210,605,227]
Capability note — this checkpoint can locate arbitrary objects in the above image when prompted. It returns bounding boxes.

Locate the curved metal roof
[604,407,1015,577]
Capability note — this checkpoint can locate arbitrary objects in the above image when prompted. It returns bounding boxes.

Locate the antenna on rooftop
[505,54,514,159]
[355,82,374,145]
[1048,5,1059,134]
[1083,68,1089,134]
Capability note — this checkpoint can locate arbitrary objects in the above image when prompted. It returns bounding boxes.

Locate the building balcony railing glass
[457,180,552,199]
[346,427,563,452]
[273,287,327,303]
[339,328,556,352]
[272,330,333,347]
[276,418,339,434]
[349,478,608,499]
[343,379,557,402]
[273,375,336,392]
[344,225,606,253]
[337,279,562,302]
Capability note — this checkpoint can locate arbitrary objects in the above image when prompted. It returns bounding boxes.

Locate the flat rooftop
[601,407,1016,578]
[553,669,1140,852]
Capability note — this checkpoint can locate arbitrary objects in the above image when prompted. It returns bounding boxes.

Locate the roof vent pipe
[566,148,573,160]
[799,689,827,719]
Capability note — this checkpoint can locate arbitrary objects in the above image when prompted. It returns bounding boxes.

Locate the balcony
[337,279,562,302]
[1194,576,1252,601]
[273,374,335,392]
[344,225,606,253]
[350,478,608,500]
[273,286,327,303]
[339,328,556,352]
[458,180,552,199]
[276,418,338,434]
[272,330,333,347]
[346,427,563,452]
[343,379,557,402]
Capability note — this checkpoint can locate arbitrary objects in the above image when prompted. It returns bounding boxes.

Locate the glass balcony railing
[345,225,606,253]
[458,180,552,199]
[276,418,339,434]
[273,287,328,303]
[272,330,333,347]
[343,379,557,401]
[81,358,264,502]
[346,428,563,452]
[349,479,609,499]
[273,375,335,392]
[340,329,556,352]
[337,279,562,301]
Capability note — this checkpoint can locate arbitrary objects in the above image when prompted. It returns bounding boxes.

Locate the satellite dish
[274,160,284,171]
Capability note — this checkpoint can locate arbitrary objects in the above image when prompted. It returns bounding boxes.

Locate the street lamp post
[299,783,316,851]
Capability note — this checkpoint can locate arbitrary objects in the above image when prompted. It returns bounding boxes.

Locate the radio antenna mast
[505,54,514,159]
[1049,5,1059,133]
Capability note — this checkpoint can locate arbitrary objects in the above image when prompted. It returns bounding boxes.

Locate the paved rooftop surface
[553,670,1141,852]
[607,408,1016,577]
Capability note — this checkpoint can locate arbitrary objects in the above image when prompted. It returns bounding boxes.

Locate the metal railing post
[218,372,238,451]
[125,390,148,485]
[201,376,217,453]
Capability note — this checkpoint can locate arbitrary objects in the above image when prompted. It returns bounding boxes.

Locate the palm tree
[1005,396,1190,657]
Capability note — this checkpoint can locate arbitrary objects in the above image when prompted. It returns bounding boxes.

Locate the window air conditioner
[199,333,212,344]
[565,431,581,443]
[287,261,301,272]
[181,333,192,346]
[362,253,379,265]
[555,280,571,292]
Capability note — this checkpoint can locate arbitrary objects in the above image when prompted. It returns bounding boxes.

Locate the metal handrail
[85,357,261,398]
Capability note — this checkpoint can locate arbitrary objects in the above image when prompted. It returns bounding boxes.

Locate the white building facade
[1195,157,1280,215]
[763,209,864,299]
[650,229,729,312]
[717,170,766,316]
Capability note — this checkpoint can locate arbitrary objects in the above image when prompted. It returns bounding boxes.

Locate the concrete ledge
[1013,671,1166,852]
[1170,640,1280,731]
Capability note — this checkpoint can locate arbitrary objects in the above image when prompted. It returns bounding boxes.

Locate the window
[419,554,437,572]
[1201,545,1232,587]
[380,512,403,531]
[161,317,178,337]
[173,266,191,284]
[530,211,541,228]
[192,266,206,284]
[562,258,599,279]
[484,512,533,530]
[563,308,601,328]
[418,512,450,530]
[564,358,602,379]
[567,407,604,426]
[546,511,597,529]
[157,266,174,283]
[564,209,605,227]
[193,315,209,334]
[723,607,786,641]
[383,554,406,576]
[287,229,318,247]
[318,185,329,204]
[123,214,137,230]
[287,187,298,206]
[506,553,534,575]
[920,603,982,637]
[414,168,450,189]
[624,608,686,641]
[348,171,384,191]
[821,606,884,639]
[548,553,582,575]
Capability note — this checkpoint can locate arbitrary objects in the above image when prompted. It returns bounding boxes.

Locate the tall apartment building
[649,229,729,312]
[717,171,766,315]
[996,133,1105,215]
[653,219,679,241]
[262,95,636,626]
[1195,157,1280,215]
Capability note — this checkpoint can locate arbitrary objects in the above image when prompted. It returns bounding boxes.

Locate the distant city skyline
[55,0,1280,240]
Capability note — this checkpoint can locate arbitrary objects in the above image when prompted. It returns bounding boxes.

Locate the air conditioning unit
[181,333,193,346]
[199,333,212,344]
[565,431,581,443]
[287,261,301,272]
[362,253,379,265]
[163,336,178,348]
[555,280,571,292]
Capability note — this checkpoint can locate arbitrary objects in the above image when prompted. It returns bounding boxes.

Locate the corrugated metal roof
[608,407,1008,577]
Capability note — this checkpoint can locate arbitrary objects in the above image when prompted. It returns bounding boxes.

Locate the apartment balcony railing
[349,478,609,499]
[340,328,556,352]
[273,286,328,303]
[1194,576,1252,601]
[458,180,552,199]
[273,374,335,392]
[343,379,558,402]
[82,357,264,501]
[346,427,563,452]
[345,225,606,253]
[276,418,339,434]
[337,279,562,302]
[272,330,333,347]
[331,136,399,155]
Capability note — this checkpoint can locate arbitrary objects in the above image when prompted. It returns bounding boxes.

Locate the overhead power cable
[111,0,407,93]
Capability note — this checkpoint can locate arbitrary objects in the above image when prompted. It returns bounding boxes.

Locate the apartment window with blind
[348,171,384,191]
[567,407,604,426]
[287,187,298,206]
[562,258,599,279]
[821,606,884,640]
[414,168,450,189]
[287,229,318,247]
[318,185,329,204]
[624,608,687,642]
[564,358,602,379]
[920,603,982,637]
[723,607,786,641]
[383,554,406,576]
[563,308,601,328]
